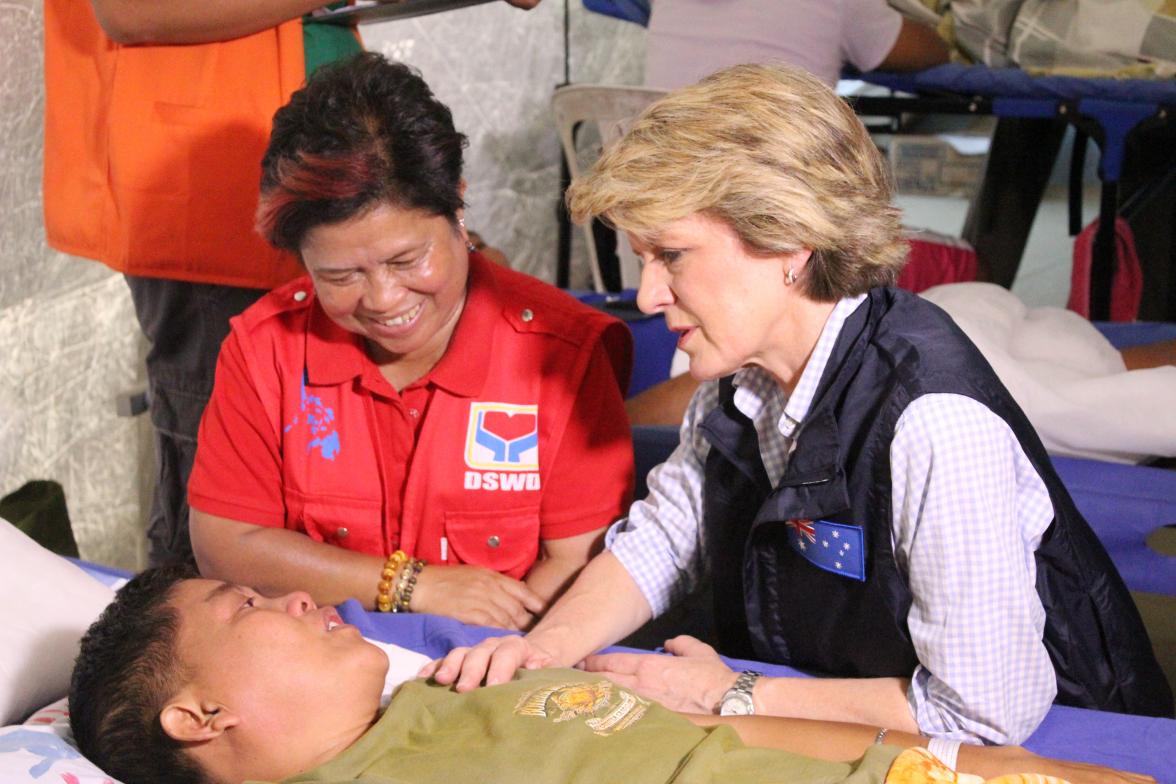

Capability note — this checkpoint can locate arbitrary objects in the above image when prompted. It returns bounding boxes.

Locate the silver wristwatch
[718,670,762,716]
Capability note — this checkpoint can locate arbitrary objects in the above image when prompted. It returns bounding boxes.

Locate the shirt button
[520,308,534,322]
[408,408,419,418]
[336,527,349,539]
[293,290,308,302]
[487,535,501,548]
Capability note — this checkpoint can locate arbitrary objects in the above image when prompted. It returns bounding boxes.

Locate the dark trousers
[125,275,267,566]
[962,117,1068,289]
[963,117,1176,320]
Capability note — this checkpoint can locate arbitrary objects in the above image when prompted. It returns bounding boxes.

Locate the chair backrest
[552,84,666,292]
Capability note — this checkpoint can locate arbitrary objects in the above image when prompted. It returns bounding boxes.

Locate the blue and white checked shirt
[607,295,1057,744]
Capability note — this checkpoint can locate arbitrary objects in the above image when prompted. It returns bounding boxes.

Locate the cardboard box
[889,134,988,197]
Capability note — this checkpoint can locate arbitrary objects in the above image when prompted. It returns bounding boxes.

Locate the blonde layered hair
[566,64,908,301]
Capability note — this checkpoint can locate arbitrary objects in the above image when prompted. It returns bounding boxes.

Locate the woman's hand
[410,564,545,630]
[581,635,737,713]
[420,634,555,691]
[958,744,1156,784]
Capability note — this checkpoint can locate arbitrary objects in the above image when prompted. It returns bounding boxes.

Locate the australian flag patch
[783,518,866,581]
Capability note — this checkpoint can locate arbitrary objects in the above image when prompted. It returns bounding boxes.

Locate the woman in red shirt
[188,53,634,630]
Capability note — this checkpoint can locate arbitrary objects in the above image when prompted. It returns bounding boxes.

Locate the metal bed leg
[1089,181,1119,321]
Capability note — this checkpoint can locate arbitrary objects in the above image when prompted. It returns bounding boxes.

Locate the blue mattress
[854,64,1175,188]
[858,64,1176,110]
[337,602,1176,783]
[582,0,649,26]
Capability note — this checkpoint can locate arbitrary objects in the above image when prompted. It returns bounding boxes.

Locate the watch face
[719,691,754,716]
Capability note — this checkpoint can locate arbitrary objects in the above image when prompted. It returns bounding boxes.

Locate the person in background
[575,0,949,327]
[67,566,1155,784]
[643,0,948,91]
[187,53,634,631]
[427,64,1172,747]
[41,0,540,568]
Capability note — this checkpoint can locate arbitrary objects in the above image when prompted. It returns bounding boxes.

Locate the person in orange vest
[41,0,539,567]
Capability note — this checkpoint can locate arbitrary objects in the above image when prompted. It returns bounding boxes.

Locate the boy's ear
[160,693,240,742]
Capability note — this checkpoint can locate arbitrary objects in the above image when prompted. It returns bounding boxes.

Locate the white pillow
[0,518,115,725]
[0,723,118,783]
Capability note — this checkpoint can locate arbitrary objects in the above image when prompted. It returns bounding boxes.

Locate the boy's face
[167,579,387,770]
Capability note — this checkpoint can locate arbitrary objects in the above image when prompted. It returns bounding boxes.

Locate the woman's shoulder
[477,258,627,345]
[231,276,317,336]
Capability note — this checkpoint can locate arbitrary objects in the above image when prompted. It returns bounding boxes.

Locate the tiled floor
[896,184,1102,309]
[885,117,1105,309]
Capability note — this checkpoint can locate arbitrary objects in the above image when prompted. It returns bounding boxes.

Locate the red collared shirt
[189,255,634,578]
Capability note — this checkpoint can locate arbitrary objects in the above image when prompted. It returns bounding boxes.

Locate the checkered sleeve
[605,381,719,616]
[890,393,1056,744]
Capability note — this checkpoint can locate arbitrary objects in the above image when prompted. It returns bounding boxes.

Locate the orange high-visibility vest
[43,1,307,288]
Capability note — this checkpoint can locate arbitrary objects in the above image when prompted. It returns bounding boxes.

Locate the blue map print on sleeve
[282,377,341,461]
[0,729,83,778]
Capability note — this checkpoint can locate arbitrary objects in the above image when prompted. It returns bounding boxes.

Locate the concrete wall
[0,0,643,569]
[362,2,644,283]
[1,0,147,569]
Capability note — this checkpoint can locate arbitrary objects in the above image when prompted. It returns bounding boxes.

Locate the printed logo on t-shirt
[463,402,540,492]
[513,680,648,736]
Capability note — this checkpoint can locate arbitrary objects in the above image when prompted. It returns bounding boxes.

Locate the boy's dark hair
[69,564,208,784]
[257,51,469,253]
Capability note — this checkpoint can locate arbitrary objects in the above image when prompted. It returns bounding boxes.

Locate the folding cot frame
[576,0,1176,318]
[554,63,1176,312]
[846,63,1176,322]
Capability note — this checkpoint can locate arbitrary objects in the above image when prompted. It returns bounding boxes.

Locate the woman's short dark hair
[69,564,209,784]
[257,51,469,253]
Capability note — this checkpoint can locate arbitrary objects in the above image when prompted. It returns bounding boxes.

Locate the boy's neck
[202,707,381,784]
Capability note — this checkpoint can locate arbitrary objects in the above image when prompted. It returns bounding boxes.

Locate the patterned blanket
[892,0,1176,78]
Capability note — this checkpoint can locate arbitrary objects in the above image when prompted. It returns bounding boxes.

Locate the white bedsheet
[922,282,1176,463]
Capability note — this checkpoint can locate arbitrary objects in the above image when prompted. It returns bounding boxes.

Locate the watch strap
[719,670,762,714]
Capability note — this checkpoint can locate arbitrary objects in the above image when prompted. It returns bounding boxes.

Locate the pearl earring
[459,217,476,251]
[786,267,797,286]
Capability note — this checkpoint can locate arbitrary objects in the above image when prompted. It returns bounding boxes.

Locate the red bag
[1067,216,1142,322]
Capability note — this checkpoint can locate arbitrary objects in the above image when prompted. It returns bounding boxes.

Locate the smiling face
[301,201,470,380]
[164,579,388,782]
[631,212,819,383]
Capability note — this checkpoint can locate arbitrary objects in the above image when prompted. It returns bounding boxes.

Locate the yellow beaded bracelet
[376,550,408,612]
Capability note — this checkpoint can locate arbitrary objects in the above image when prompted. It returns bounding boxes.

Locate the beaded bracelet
[376,550,408,613]
[392,558,426,613]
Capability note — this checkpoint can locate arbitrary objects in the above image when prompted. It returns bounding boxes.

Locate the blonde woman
[428,64,1172,751]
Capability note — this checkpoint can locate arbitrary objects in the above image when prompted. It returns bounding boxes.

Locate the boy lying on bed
[68,566,1154,784]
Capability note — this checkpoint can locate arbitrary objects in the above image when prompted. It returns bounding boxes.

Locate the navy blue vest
[700,288,1172,717]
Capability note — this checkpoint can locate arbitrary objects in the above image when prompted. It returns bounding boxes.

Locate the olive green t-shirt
[279,669,900,784]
